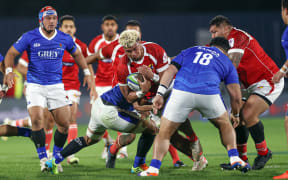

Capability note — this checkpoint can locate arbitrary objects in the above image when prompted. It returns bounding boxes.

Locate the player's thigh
[209,111,230,129]
[158,116,181,139]
[28,106,45,130]
[43,108,55,130]
[162,89,195,123]
[241,94,269,127]
[195,94,226,119]
[51,105,71,129]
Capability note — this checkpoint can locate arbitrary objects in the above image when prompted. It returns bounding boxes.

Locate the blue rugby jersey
[13,27,77,85]
[171,46,239,95]
[282,26,288,60]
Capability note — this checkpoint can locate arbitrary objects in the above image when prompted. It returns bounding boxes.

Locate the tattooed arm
[228,52,243,68]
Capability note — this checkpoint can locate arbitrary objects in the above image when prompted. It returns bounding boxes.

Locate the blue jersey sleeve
[13,33,30,53]
[283,40,288,60]
[0,53,3,62]
[65,35,77,54]
[224,61,239,85]
[171,52,184,70]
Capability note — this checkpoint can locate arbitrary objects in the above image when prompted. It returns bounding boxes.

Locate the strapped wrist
[83,68,91,76]
[5,67,12,75]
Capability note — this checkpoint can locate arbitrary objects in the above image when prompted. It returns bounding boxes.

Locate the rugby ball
[127,73,142,91]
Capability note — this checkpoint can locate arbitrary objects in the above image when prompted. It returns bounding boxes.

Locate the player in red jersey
[105,29,207,172]
[209,15,284,170]
[88,15,128,159]
[88,21,189,169]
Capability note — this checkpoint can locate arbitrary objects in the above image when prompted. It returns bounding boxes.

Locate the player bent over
[139,37,250,176]
[45,77,158,174]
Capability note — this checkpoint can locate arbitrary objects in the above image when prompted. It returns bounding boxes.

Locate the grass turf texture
[0,117,287,180]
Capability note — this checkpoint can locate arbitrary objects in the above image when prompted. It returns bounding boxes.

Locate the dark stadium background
[0,0,286,123]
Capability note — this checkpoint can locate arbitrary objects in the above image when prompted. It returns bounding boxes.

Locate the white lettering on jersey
[229,38,234,48]
[38,51,58,59]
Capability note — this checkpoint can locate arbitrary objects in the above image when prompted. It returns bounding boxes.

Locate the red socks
[256,140,268,156]
[45,129,53,151]
[168,145,180,164]
[237,143,248,161]
[67,123,78,143]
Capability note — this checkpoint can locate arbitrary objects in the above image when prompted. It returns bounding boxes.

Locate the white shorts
[66,90,81,104]
[96,86,112,96]
[163,89,226,123]
[86,98,146,140]
[242,78,284,105]
[26,83,70,111]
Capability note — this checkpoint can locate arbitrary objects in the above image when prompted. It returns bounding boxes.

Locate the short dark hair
[209,15,232,28]
[59,15,75,27]
[125,20,141,29]
[282,0,288,9]
[209,37,230,52]
[102,15,118,24]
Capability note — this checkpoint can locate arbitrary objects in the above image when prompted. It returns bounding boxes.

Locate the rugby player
[113,30,206,172]
[139,37,249,176]
[272,0,288,179]
[209,15,283,170]
[3,6,92,172]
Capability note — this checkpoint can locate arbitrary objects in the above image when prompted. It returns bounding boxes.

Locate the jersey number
[193,52,213,65]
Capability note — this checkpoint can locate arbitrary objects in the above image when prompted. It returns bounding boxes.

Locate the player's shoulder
[57,30,71,39]
[143,42,165,55]
[21,28,39,38]
[75,38,87,48]
[90,34,104,43]
[230,27,253,40]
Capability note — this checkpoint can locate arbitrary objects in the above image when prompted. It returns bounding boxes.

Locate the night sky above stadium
[0,0,280,17]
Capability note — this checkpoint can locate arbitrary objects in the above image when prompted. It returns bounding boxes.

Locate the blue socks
[228,148,239,157]
[133,156,146,168]
[37,147,48,160]
[150,159,162,169]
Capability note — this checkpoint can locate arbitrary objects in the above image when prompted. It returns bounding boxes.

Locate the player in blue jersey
[45,75,159,174]
[139,37,250,176]
[272,0,288,179]
[3,6,92,172]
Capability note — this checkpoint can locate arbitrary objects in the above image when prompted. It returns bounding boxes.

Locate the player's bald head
[119,30,140,48]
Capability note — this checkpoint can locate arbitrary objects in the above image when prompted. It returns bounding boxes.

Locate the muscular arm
[86,51,102,65]
[226,83,241,116]
[71,48,89,69]
[4,46,20,69]
[133,101,153,112]
[158,64,178,88]
[16,63,27,76]
[228,52,243,68]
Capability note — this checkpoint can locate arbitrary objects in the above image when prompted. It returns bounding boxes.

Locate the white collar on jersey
[102,33,119,44]
[39,27,58,40]
[129,44,146,64]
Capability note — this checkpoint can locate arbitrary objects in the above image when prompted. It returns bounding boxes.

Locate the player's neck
[41,27,56,38]
[104,34,117,42]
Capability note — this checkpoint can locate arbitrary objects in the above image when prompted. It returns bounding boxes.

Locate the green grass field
[0,118,287,180]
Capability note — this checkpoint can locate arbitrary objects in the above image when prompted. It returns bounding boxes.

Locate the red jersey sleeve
[18,50,29,67]
[154,45,169,73]
[100,40,119,59]
[228,28,251,54]
[117,58,129,86]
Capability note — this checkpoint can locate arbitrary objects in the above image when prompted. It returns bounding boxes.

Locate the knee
[84,136,99,146]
